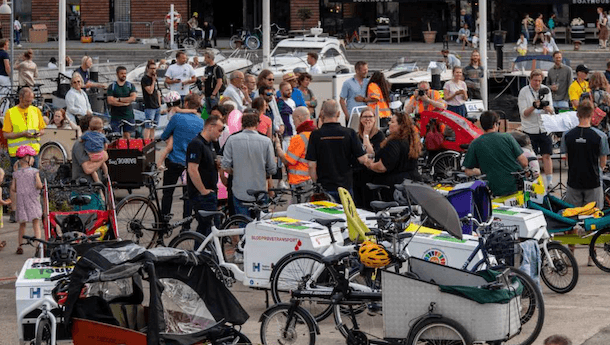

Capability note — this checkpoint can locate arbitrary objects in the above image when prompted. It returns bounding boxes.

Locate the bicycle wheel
[35,318,52,345]
[589,228,610,272]
[260,303,317,345]
[350,35,366,49]
[406,316,472,345]
[115,196,160,248]
[220,214,252,267]
[246,35,260,50]
[182,37,198,49]
[333,298,384,341]
[229,35,240,49]
[430,150,461,180]
[504,267,544,345]
[168,230,217,260]
[39,142,67,176]
[540,242,578,293]
[270,251,338,322]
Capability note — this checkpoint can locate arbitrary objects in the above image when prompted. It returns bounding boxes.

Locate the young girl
[12,145,43,255]
[0,168,11,251]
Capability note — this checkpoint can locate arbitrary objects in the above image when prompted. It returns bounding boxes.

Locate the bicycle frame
[17,295,59,345]
[195,224,247,283]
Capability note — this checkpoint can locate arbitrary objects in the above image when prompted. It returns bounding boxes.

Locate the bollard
[431,67,441,90]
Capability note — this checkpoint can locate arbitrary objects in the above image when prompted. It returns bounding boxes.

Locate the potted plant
[297,8,312,30]
[423,21,437,44]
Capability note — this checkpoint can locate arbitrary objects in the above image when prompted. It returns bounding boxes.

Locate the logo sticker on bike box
[432,235,467,243]
[423,248,447,265]
[24,267,73,280]
[493,209,519,216]
[268,217,310,230]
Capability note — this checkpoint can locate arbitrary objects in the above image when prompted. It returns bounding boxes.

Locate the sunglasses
[267,78,275,81]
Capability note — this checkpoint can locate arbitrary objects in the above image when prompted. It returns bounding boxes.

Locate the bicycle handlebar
[120,119,155,128]
[47,180,105,190]
[22,233,101,246]
[460,213,494,230]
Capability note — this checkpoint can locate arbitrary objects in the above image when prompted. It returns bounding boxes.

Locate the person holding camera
[404,81,446,115]
[518,69,555,188]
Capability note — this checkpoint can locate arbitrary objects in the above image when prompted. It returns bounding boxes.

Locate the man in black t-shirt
[305,99,368,200]
[141,60,161,140]
[203,50,224,111]
[186,114,224,236]
[107,66,137,138]
[560,99,610,209]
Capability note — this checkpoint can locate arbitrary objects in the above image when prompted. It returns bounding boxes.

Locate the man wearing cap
[569,64,591,109]
[518,69,555,188]
[276,72,306,108]
[546,51,572,110]
[188,12,199,30]
[441,49,461,70]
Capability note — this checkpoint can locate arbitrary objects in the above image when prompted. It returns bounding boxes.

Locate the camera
[533,87,550,110]
[418,89,426,97]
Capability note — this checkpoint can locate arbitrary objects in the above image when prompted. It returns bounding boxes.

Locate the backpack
[213,64,227,93]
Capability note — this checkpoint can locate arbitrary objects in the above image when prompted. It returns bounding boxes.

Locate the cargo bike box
[106,139,155,189]
[382,257,522,343]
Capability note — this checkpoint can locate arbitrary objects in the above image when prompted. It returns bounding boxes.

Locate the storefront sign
[572,0,610,4]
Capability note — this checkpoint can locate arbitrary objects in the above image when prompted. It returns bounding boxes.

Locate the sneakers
[278,180,289,189]
[16,44,22,48]
[234,252,244,264]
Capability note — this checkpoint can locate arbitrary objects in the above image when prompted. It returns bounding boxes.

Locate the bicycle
[114,169,195,248]
[342,28,366,49]
[229,27,261,50]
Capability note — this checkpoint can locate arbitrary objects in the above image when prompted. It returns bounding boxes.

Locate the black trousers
[161,159,192,228]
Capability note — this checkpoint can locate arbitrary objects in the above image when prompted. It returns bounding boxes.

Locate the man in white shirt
[221,71,247,111]
[165,51,197,101]
[307,52,322,74]
[518,68,555,188]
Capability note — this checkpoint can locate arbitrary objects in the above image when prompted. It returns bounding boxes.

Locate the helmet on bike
[50,244,78,266]
[358,241,391,268]
[163,91,181,106]
[16,145,36,158]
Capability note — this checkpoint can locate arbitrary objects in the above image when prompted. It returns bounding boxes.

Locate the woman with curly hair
[364,70,392,127]
[588,71,610,129]
[366,112,421,200]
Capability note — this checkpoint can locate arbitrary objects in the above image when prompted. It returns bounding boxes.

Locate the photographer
[518,69,555,188]
[404,81,446,115]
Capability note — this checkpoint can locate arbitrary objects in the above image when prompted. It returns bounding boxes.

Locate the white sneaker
[16,44,22,48]
[234,252,244,264]
[278,180,289,189]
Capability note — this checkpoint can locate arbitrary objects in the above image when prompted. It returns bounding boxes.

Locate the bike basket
[483,225,520,266]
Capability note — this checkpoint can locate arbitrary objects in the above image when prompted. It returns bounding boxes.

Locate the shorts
[564,185,603,210]
[144,108,161,128]
[110,118,134,134]
[527,132,553,155]
[87,151,105,161]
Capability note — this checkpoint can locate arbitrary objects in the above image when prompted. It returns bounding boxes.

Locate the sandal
[0,240,6,250]
[16,245,23,255]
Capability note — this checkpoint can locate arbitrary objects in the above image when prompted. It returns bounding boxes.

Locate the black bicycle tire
[229,35,240,49]
[260,303,317,345]
[115,195,160,248]
[35,317,52,345]
[218,328,252,345]
[351,36,366,49]
[269,251,337,322]
[430,150,461,180]
[540,242,579,293]
[219,214,252,264]
[505,267,545,345]
[406,316,472,345]
[589,228,610,272]
[246,36,260,50]
[168,231,217,259]
[332,296,383,340]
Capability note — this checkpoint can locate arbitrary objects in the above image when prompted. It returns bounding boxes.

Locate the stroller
[64,242,251,344]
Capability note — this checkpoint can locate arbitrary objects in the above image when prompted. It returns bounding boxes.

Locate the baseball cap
[576,64,589,73]
[283,72,297,81]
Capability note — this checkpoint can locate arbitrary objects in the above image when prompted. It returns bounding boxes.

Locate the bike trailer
[244,217,344,288]
[382,258,522,342]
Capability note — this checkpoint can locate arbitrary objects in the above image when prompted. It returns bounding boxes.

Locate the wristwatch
[364,134,369,139]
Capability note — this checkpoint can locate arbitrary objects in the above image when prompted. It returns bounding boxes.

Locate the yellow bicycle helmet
[358,241,391,268]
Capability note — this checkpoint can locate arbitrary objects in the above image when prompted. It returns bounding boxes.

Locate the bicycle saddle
[370,201,399,212]
[69,195,92,206]
[459,143,470,150]
[313,218,345,228]
[197,210,225,220]
[366,183,390,191]
[246,189,268,202]
[141,171,157,177]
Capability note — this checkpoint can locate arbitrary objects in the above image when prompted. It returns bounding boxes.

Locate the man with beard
[107,66,137,138]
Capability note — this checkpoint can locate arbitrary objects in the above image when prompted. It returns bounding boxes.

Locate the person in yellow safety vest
[2,86,46,222]
[364,71,392,127]
[273,106,317,203]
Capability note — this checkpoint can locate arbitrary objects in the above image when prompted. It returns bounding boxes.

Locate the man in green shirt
[463,111,528,196]
[107,66,137,138]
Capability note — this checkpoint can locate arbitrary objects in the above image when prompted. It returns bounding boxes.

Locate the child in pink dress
[12,146,43,255]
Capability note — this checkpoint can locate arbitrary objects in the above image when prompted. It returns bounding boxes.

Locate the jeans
[110,118,134,134]
[233,194,267,219]
[327,189,353,204]
[447,104,467,118]
[143,108,161,128]
[205,95,219,113]
[161,158,192,229]
[14,30,20,44]
[192,192,218,237]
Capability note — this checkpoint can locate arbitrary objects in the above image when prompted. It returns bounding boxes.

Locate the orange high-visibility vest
[285,132,312,185]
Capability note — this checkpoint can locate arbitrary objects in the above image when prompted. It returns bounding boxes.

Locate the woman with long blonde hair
[353,107,385,208]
